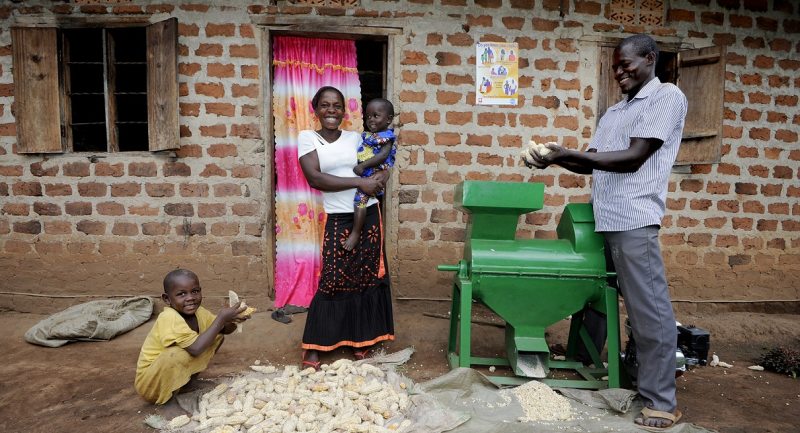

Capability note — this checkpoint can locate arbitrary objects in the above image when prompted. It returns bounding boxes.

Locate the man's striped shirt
[588,78,688,232]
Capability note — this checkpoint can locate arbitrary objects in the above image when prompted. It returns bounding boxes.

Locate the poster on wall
[475,42,519,106]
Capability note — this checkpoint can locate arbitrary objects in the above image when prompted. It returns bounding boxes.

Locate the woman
[297,86,394,368]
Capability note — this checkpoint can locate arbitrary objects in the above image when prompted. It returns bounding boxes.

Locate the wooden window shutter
[11,27,63,153]
[146,18,179,151]
[597,46,624,121]
[675,46,725,165]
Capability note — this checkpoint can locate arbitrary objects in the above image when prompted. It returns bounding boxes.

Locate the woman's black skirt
[301,204,394,351]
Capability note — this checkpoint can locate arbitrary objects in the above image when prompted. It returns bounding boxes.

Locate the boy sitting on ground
[134,269,249,405]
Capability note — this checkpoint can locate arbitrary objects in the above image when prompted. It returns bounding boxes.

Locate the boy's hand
[218,301,247,324]
[353,165,365,176]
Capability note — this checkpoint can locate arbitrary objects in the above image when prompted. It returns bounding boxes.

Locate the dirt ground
[1,299,798,433]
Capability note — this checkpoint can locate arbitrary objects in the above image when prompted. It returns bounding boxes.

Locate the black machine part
[621,320,710,379]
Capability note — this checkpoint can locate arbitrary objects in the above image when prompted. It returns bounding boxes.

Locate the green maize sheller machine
[438,181,624,389]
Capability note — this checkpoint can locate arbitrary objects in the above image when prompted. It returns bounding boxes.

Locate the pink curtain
[272,36,363,308]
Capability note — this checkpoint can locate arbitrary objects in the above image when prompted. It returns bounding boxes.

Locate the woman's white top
[297,129,378,214]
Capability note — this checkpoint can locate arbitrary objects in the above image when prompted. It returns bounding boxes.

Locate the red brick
[77,182,106,197]
[773,165,793,179]
[231,124,260,139]
[213,183,241,197]
[30,162,58,177]
[195,43,223,57]
[129,162,157,177]
[232,241,261,256]
[534,58,558,70]
[717,200,740,213]
[762,184,783,196]
[95,162,124,177]
[767,203,789,215]
[164,162,191,177]
[704,217,727,228]
[33,202,61,216]
[701,12,724,25]
[230,44,258,58]
[519,114,548,128]
[198,203,226,217]
[241,105,260,117]
[477,113,505,127]
[230,203,258,217]
[111,182,140,197]
[180,183,209,197]
[436,90,460,104]
[97,202,124,216]
[725,90,745,103]
[145,183,175,197]
[200,124,227,138]
[706,181,730,194]
[180,102,201,117]
[402,51,429,65]
[420,111,437,125]
[554,78,580,90]
[749,127,771,141]
[76,220,105,235]
[740,107,761,121]
[241,65,259,80]
[195,82,224,98]
[434,132,461,146]
[401,70,418,83]
[111,222,138,236]
[206,143,237,158]
[12,182,42,196]
[176,222,207,236]
[466,14,493,27]
[142,222,170,236]
[445,112,472,125]
[476,153,502,166]
[776,129,798,143]
[554,116,578,130]
[757,219,779,231]
[42,184,70,198]
[178,23,199,37]
[432,171,462,184]
[206,23,235,37]
[398,131,429,146]
[129,204,158,216]
[0,165,23,176]
[742,200,765,213]
[13,220,41,235]
[179,63,201,77]
[205,103,235,117]
[460,134,489,147]
[232,165,260,178]
[232,84,258,99]
[502,17,525,30]
[756,17,778,31]
[165,203,194,217]
[2,203,29,216]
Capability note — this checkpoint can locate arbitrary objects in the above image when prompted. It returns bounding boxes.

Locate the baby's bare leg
[344,205,366,251]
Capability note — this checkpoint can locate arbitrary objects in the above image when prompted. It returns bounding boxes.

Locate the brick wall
[0,0,798,312]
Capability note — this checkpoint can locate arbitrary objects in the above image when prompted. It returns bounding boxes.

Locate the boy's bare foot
[342,231,359,251]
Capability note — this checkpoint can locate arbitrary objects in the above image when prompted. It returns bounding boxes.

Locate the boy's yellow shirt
[136,306,217,374]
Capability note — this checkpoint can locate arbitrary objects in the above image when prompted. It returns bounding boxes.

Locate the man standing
[527,34,687,431]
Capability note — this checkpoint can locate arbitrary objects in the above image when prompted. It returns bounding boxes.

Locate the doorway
[265,31,391,304]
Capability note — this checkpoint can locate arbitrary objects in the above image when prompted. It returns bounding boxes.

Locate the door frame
[255,17,404,298]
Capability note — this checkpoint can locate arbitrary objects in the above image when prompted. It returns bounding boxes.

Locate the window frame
[11,17,179,154]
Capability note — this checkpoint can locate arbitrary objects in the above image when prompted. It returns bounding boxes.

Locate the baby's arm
[184,302,246,356]
[355,143,394,174]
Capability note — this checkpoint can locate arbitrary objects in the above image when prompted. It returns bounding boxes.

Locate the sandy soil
[0,300,798,433]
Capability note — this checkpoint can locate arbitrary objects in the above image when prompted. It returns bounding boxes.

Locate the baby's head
[162,269,202,316]
[364,98,394,133]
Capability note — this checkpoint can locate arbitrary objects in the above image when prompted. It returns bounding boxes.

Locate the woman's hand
[359,175,385,196]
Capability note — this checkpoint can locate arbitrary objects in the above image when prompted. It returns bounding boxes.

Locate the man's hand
[526,142,561,169]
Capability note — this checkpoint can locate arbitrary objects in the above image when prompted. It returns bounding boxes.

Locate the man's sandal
[634,407,682,432]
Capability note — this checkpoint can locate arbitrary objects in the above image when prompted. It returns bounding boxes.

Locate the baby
[343,98,397,251]
[134,269,249,405]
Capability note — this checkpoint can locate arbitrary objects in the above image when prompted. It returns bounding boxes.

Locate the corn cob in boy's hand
[228,290,256,333]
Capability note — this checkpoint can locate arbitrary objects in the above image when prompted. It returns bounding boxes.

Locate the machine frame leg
[447,280,475,369]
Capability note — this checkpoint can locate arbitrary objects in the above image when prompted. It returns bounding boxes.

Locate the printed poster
[476,42,519,106]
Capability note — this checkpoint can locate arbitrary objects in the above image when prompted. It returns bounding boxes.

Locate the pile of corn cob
[164,359,413,433]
